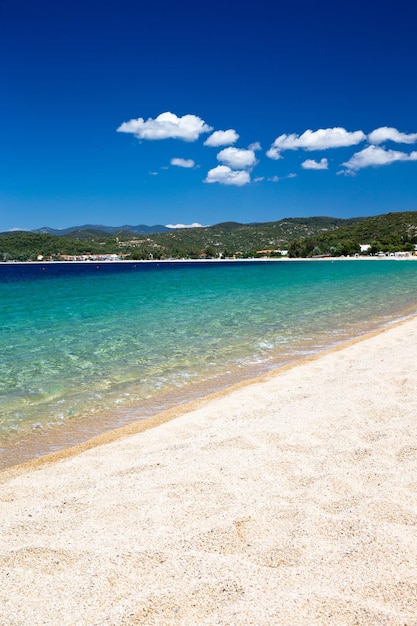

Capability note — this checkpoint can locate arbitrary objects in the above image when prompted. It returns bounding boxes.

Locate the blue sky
[1,0,416,230]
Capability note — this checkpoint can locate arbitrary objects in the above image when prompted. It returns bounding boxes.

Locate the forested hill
[1,212,417,260]
[287,211,417,257]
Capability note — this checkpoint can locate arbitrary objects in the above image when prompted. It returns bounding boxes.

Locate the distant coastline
[2,212,417,262]
[1,255,417,265]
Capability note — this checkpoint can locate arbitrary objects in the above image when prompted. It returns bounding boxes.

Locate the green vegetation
[288,212,417,257]
[0,232,119,261]
[1,212,417,261]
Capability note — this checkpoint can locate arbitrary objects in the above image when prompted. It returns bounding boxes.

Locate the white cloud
[249,141,262,151]
[117,112,212,142]
[166,223,204,229]
[216,147,257,169]
[267,173,297,182]
[342,145,417,173]
[267,127,366,159]
[301,157,329,170]
[252,173,296,183]
[368,126,417,145]
[204,165,251,186]
[204,129,239,147]
[265,146,282,160]
[170,157,195,168]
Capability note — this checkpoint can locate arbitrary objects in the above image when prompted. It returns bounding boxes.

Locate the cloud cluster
[368,126,417,145]
[166,222,204,229]
[204,166,250,186]
[342,145,417,173]
[118,113,417,184]
[301,158,328,170]
[267,128,366,160]
[202,147,258,186]
[216,147,257,170]
[170,158,195,168]
[204,129,239,147]
[268,125,417,175]
[117,112,212,142]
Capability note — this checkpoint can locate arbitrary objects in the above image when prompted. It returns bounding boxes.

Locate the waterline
[1,260,417,468]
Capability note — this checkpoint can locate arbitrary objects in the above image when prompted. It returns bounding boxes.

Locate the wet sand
[1,317,417,625]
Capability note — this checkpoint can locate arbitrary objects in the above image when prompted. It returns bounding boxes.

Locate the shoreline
[2,311,416,474]
[2,315,417,623]
[0,327,366,477]
[1,254,417,265]
[1,314,416,477]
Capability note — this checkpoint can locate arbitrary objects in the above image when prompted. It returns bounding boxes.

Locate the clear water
[1,259,417,466]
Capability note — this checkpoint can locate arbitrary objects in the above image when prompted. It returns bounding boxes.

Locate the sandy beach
[2,317,417,625]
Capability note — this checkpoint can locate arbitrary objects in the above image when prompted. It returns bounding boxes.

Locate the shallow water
[1,259,417,467]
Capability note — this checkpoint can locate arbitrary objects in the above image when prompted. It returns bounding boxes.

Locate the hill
[286,212,417,257]
[35,224,171,236]
[1,212,416,261]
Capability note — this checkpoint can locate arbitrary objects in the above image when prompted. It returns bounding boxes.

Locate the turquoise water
[1,259,417,466]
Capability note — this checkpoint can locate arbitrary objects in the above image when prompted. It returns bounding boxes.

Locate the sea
[2,259,417,468]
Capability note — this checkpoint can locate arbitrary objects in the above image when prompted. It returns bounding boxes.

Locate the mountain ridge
[34,224,171,236]
[1,211,417,260]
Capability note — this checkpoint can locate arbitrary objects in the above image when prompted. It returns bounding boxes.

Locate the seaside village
[35,243,417,262]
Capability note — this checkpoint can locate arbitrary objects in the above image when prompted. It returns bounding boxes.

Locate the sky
[1,0,417,230]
